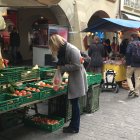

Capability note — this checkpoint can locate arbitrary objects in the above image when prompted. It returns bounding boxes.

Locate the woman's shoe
[134,93,139,97]
[128,91,135,96]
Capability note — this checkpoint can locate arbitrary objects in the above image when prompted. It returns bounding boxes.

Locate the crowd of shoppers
[84,33,140,98]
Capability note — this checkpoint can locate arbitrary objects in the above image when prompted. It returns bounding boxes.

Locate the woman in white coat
[49,34,88,133]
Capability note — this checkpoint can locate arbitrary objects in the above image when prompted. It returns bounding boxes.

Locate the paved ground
[1,88,140,140]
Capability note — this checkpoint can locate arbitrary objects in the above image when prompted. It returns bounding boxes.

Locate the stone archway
[88,10,110,27]
[84,10,110,47]
[18,6,70,61]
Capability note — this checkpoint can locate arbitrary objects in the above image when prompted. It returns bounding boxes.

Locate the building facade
[0,0,120,65]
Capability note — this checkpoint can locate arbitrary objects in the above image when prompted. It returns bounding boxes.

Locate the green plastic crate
[0,70,21,84]
[0,94,21,112]
[0,110,25,130]
[87,72,102,86]
[28,80,67,97]
[0,67,25,72]
[0,66,26,84]
[39,67,56,80]
[20,68,40,82]
[0,67,40,84]
[16,84,53,100]
[19,92,40,105]
[24,114,64,132]
[86,84,101,113]
[65,95,87,122]
[48,94,86,122]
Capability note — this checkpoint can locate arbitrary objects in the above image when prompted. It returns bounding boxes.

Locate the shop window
[31,17,68,48]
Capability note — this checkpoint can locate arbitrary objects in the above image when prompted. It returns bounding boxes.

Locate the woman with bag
[49,34,88,134]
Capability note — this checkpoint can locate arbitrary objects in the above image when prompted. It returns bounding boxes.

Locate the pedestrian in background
[120,38,129,56]
[126,33,140,97]
[10,27,20,63]
[88,36,105,73]
[49,34,88,133]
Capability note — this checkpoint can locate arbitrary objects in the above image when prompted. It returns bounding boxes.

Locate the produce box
[24,114,64,132]
[0,70,21,84]
[20,67,40,82]
[0,66,40,84]
[0,109,25,130]
[13,90,40,105]
[86,84,101,113]
[87,72,102,86]
[39,67,56,80]
[48,94,86,122]
[0,94,21,112]
[0,67,25,72]
[27,80,67,97]
[16,84,54,100]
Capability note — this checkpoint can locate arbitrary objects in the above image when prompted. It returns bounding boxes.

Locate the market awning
[82,18,140,32]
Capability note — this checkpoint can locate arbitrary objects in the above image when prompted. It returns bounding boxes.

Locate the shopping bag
[52,69,62,91]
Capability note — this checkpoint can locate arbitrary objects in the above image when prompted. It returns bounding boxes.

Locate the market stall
[0,66,101,132]
[82,18,140,83]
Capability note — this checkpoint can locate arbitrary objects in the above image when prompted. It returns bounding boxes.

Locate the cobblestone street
[1,88,140,140]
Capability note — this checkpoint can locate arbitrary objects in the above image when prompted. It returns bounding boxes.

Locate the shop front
[0,0,72,66]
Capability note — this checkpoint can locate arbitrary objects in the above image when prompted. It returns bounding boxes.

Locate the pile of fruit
[12,90,32,97]
[35,81,53,88]
[32,116,59,125]
[12,87,40,97]
[35,81,66,91]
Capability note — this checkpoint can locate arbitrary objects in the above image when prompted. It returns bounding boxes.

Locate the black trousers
[69,98,80,131]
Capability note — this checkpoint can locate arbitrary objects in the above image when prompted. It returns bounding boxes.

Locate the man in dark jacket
[126,33,140,97]
[10,27,20,63]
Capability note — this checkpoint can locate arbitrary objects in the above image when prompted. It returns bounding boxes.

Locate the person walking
[120,38,129,56]
[88,36,105,73]
[49,34,88,133]
[126,33,140,97]
[10,27,20,63]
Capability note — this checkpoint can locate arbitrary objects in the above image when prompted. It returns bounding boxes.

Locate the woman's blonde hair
[49,34,66,56]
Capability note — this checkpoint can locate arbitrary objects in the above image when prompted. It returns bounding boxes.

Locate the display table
[102,63,126,82]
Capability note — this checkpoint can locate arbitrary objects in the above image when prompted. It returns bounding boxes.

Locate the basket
[16,84,52,100]
[48,94,86,122]
[20,68,40,82]
[0,70,21,84]
[39,67,56,80]
[0,67,25,84]
[0,94,21,112]
[0,110,25,130]
[0,67,40,84]
[28,80,67,97]
[19,92,40,105]
[24,114,64,132]
[86,84,101,113]
[87,72,102,86]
